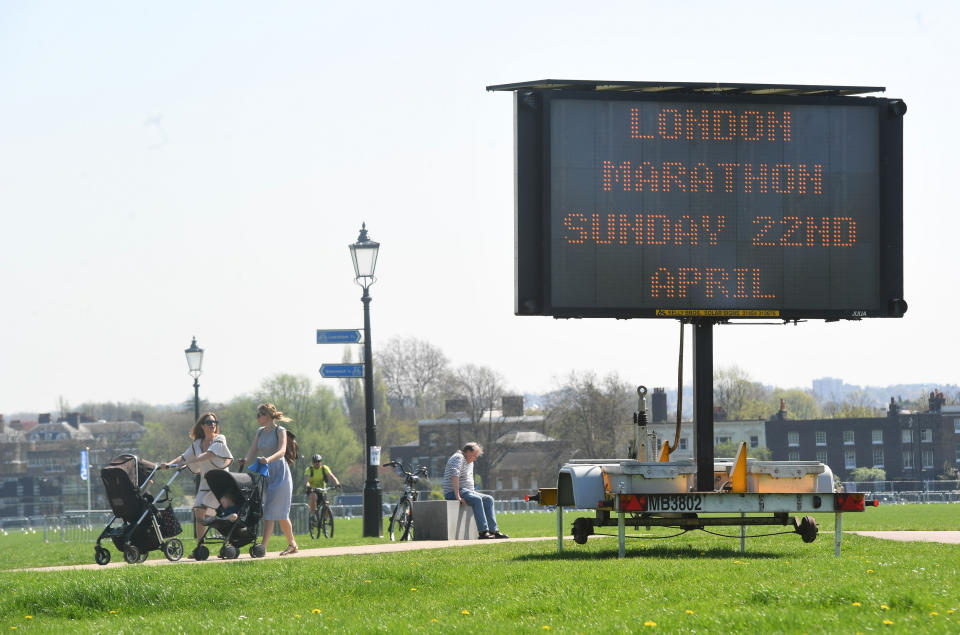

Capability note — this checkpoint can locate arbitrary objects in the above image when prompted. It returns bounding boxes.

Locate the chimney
[38,413,51,424]
[501,396,524,417]
[652,388,667,423]
[66,412,80,428]
[778,399,786,423]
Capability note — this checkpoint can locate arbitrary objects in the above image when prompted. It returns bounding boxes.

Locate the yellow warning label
[655,309,781,317]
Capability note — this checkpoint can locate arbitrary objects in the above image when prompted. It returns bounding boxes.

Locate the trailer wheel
[572,517,594,545]
[793,515,818,543]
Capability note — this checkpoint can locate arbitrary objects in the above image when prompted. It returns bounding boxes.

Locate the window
[530,477,538,490]
[955,419,960,434]
[844,450,856,470]
[872,429,883,444]
[815,431,827,446]
[679,438,688,451]
[495,478,503,490]
[843,430,855,445]
[716,436,731,445]
[750,435,759,448]
[921,428,933,443]
[872,447,884,468]
[922,450,934,469]
[956,445,960,463]
[787,431,800,447]
[816,450,828,464]
[511,477,519,490]
[902,428,913,444]
[788,450,800,461]
[902,450,914,469]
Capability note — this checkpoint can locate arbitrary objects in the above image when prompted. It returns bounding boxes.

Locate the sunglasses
[202,420,218,426]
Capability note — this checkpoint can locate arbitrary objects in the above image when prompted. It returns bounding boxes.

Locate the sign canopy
[489,80,906,320]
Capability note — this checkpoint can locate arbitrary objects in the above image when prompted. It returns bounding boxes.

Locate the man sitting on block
[441,442,508,539]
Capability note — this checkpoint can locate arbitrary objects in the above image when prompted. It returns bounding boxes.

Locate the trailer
[529,453,878,558]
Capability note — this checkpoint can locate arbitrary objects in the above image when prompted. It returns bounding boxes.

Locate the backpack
[277,426,298,466]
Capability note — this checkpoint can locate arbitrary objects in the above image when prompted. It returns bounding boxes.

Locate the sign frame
[509,86,906,320]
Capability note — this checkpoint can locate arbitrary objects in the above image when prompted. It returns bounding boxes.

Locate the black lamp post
[349,223,382,538]
[184,337,204,423]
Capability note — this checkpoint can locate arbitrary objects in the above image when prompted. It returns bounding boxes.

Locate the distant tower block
[652,387,667,424]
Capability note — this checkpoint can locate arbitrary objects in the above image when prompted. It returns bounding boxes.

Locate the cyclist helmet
[312,454,322,463]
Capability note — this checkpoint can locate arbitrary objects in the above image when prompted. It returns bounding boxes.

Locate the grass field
[1,505,958,633]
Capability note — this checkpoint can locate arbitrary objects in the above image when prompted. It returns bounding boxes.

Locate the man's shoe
[478,531,495,539]
[492,531,510,539]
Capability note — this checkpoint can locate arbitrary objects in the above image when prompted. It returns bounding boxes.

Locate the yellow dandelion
[866,569,874,573]
[364,580,371,583]
[109,610,119,615]
[462,610,470,615]
[23,617,31,620]
[431,619,439,623]
[852,602,861,607]
[685,609,694,615]
[930,612,939,617]
[881,605,889,611]
[11,627,17,630]
[644,620,657,627]
[312,609,322,615]
[411,587,417,591]
[295,614,301,618]
[543,627,551,630]
[948,609,955,614]
[882,619,893,625]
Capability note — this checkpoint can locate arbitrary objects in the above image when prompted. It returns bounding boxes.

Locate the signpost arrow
[316,329,362,344]
[319,363,364,378]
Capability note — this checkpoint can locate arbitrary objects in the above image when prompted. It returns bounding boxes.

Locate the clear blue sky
[1,2,956,413]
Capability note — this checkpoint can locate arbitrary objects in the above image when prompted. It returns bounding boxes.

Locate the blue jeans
[444,489,497,533]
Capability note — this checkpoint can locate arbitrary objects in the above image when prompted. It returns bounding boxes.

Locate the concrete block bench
[412,500,478,540]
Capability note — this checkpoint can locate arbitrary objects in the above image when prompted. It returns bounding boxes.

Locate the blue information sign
[316,329,362,344]
[80,449,89,481]
[319,363,364,378]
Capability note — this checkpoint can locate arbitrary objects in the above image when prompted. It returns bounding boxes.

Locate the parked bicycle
[307,486,336,539]
[382,461,428,541]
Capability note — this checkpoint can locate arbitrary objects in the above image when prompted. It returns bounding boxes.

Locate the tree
[448,364,511,488]
[823,390,881,418]
[849,467,886,482]
[713,366,769,420]
[378,336,448,418]
[545,371,634,460]
[771,388,821,420]
[220,374,361,498]
[338,349,392,459]
[715,440,771,460]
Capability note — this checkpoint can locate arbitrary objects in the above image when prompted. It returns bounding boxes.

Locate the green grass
[1,506,959,633]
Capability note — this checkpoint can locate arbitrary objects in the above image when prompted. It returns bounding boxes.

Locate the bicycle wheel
[309,508,320,540]
[320,506,334,538]
[389,499,412,541]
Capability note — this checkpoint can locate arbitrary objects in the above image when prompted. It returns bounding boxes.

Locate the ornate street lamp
[349,223,382,537]
[184,336,204,423]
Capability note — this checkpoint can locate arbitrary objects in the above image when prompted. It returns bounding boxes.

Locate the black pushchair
[94,454,185,565]
[193,468,267,560]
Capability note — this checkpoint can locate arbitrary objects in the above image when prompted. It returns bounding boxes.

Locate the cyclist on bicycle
[305,454,341,515]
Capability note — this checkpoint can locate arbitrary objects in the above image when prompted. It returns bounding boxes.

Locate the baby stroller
[94,454,185,565]
[193,467,267,560]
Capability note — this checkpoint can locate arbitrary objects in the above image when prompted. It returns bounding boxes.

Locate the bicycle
[382,461,428,541]
[307,486,336,539]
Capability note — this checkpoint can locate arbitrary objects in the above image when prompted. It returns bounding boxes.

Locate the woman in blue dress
[239,403,298,555]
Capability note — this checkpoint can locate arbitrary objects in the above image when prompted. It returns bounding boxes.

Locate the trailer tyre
[572,517,594,545]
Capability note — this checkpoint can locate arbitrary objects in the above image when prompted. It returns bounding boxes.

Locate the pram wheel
[249,544,266,558]
[123,545,141,564]
[193,545,210,561]
[219,545,238,559]
[94,546,111,566]
[163,538,184,561]
[138,551,148,563]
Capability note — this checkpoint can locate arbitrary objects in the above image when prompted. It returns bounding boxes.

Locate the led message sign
[505,86,905,320]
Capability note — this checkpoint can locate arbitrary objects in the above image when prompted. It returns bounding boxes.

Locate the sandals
[279,544,299,556]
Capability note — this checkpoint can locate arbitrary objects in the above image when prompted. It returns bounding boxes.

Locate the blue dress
[256,425,293,521]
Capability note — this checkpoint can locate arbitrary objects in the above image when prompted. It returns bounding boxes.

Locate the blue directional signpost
[316,329,362,344]
[319,363,364,378]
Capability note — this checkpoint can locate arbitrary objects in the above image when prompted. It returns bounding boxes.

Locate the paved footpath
[16,536,560,573]
[849,531,960,544]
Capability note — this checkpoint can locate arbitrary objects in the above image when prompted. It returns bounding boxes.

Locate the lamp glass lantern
[184,337,204,379]
[349,223,380,286]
